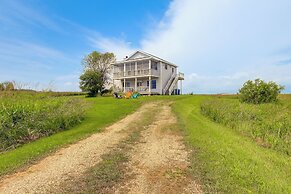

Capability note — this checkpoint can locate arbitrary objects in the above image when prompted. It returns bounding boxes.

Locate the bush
[239,79,284,104]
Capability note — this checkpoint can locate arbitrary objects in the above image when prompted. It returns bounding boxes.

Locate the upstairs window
[172,68,174,73]
[151,62,158,70]
[165,64,168,70]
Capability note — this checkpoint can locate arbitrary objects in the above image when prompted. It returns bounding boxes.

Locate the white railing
[113,69,159,78]
[135,69,150,76]
[124,87,134,92]
[163,73,176,94]
[113,72,124,78]
[137,86,149,92]
[168,76,179,95]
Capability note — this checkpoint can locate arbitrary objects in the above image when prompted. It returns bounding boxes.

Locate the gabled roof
[113,51,177,67]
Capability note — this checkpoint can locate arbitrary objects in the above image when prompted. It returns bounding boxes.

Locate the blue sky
[0,0,291,93]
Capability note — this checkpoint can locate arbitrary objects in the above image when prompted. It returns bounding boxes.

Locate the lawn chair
[131,93,139,99]
[113,92,122,99]
[125,91,132,99]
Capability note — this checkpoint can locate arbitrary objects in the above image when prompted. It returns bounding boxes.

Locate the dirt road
[0,102,201,194]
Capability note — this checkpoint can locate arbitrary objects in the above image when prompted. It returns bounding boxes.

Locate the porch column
[148,59,151,75]
[123,78,126,93]
[148,76,151,95]
[135,61,137,76]
[135,77,137,92]
[180,80,182,95]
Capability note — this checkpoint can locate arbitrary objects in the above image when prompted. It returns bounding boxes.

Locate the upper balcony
[112,59,160,79]
[113,69,160,79]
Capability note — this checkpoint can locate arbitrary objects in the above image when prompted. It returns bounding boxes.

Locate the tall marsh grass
[200,95,291,155]
[0,91,88,152]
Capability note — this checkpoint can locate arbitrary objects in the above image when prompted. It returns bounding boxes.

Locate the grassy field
[0,94,143,176]
[172,95,291,193]
[0,93,290,193]
[0,91,88,152]
[200,95,291,155]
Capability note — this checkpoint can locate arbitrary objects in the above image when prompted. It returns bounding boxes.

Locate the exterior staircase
[163,72,184,95]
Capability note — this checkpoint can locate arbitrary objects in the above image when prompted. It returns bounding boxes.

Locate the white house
[111,51,184,95]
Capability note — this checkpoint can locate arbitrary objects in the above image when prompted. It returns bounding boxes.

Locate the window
[152,80,156,89]
[137,81,142,87]
[165,64,168,70]
[151,62,158,70]
[172,68,174,73]
[147,80,156,89]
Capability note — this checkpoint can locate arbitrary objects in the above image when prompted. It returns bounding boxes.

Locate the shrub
[239,79,284,104]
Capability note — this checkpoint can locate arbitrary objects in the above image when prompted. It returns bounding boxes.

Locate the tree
[238,79,284,104]
[0,81,15,91]
[0,83,4,91]
[79,70,103,97]
[82,51,116,89]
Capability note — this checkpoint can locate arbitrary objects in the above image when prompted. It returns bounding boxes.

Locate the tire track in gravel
[115,103,202,194]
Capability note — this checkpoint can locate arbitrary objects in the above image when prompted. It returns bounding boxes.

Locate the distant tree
[0,81,15,91]
[239,79,284,104]
[82,51,116,89]
[79,70,103,97]
[5,82,14,91]
[0,83,4,91]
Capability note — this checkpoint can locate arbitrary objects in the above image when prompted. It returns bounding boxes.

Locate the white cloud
[91,0,291,93]
[88,34,136,60]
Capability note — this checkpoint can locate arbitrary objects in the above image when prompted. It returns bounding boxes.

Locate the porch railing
[113,69,159,78]
[137,86,149,92]
[122,86,149,92]
[124,87,134,92]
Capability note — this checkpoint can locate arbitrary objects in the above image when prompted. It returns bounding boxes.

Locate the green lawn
[172,96,291,193]
[0,97,143,176]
